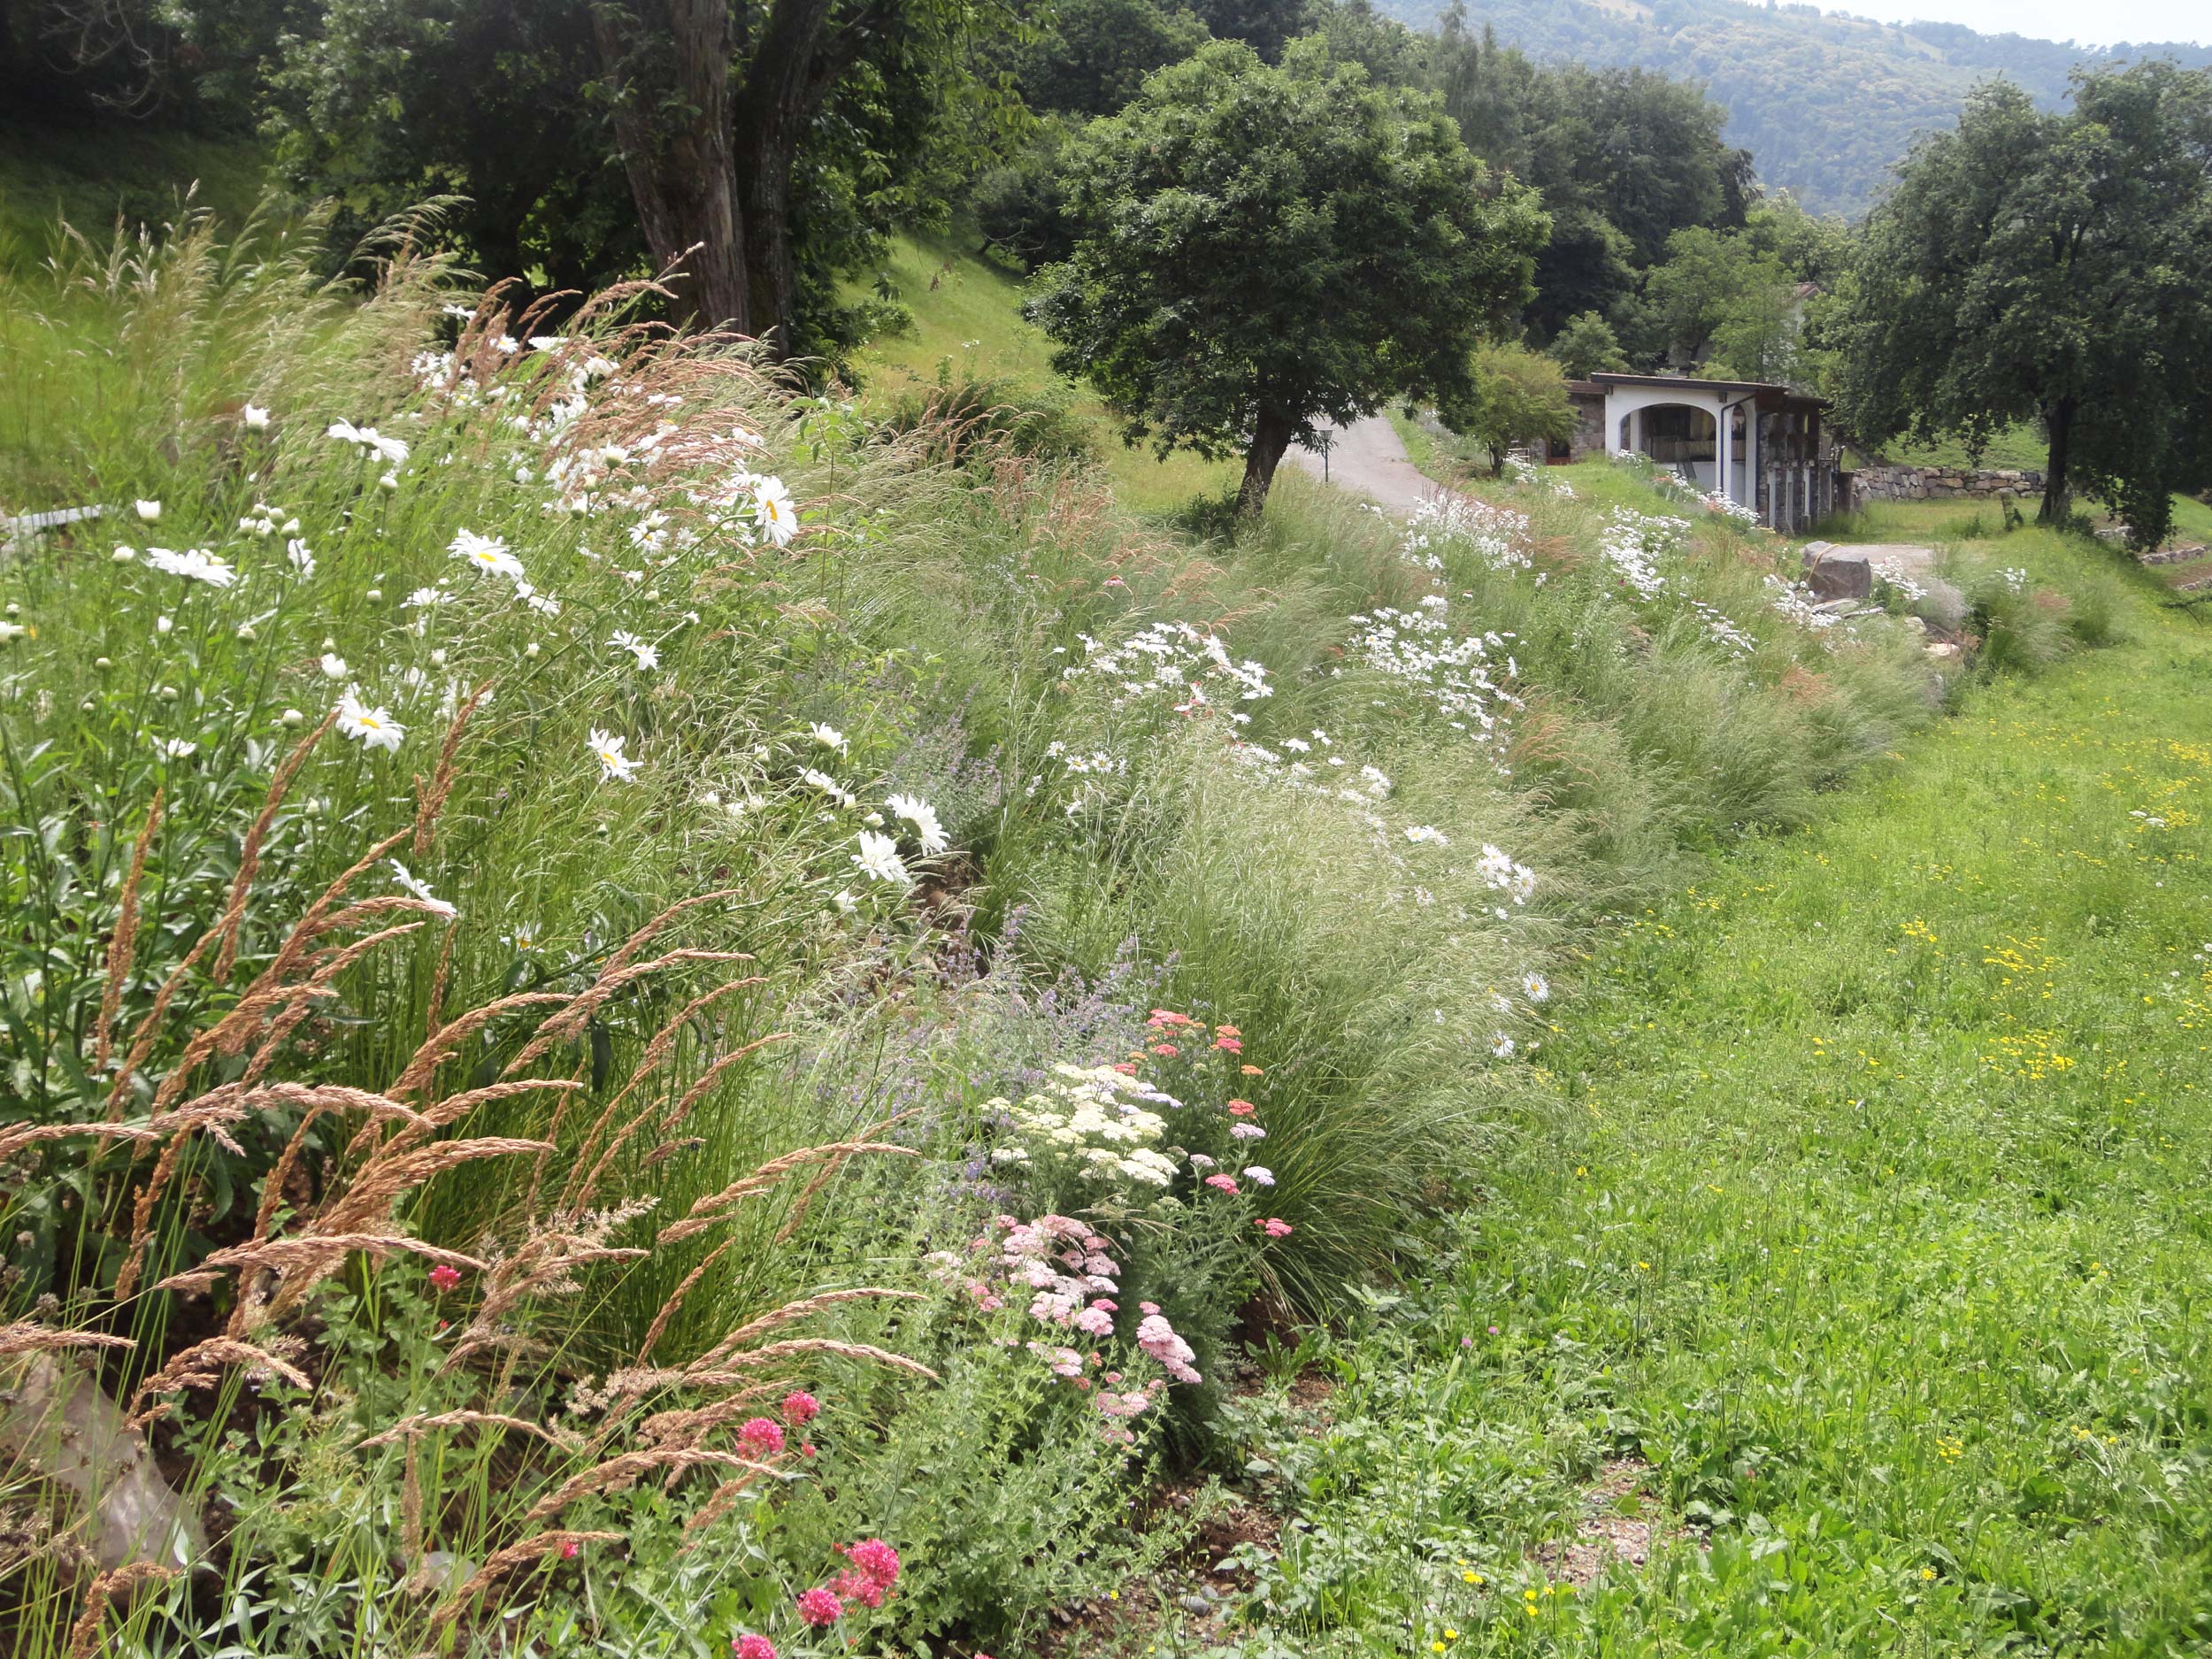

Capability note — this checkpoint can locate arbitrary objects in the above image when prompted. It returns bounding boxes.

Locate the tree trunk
[2039,396,2074,525]
[593,0,752,334]
[1240,408,1297,515]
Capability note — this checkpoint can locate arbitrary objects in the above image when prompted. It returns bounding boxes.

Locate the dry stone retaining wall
[1851,464,2043,508]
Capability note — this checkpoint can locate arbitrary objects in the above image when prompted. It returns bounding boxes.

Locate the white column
[1715,401,1731,502]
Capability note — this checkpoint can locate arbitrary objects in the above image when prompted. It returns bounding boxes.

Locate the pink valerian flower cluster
[1136,1304,1201,1385]
[795,1536,900,1616]
[781,1389,819,1425]
[737,1417,786,1455]
[733,1636,777,1659]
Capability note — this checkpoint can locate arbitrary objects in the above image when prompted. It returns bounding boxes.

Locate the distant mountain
[1371,0,2211,214]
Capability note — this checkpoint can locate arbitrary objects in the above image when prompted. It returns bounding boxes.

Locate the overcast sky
[1870,0,2209,47]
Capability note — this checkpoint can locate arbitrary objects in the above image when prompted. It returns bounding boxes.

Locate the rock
[1925,642,1962,663]
[1803,547,1871,602]
[0,1356,206,1571]
[1179,1594,1217,1615]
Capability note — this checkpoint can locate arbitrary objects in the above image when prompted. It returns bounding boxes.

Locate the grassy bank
[845,234,1241,512]
[1202,537,2212,1655]
[0,205,2153,1657]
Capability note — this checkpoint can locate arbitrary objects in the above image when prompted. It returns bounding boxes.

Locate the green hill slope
[849,234,1240,512]
[1375,0,2210,213]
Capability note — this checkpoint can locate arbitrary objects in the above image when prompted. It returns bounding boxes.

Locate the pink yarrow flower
[1203,1173,1240,1194]
[1256,1217,1294,1239]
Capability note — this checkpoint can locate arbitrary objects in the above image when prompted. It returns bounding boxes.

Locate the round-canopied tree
[1027,38,1548,511]
[1833,64,2212,545]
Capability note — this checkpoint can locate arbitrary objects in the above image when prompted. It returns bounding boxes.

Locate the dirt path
[1285,414,1444,517]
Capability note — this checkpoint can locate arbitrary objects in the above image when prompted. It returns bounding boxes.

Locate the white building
[1563,373,1839,534]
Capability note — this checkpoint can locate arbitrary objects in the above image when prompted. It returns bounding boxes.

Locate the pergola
[1574,373,1833,533]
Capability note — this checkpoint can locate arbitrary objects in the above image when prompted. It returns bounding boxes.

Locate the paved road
[1285,414,1445,517]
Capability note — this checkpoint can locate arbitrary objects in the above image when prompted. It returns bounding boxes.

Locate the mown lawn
[1207,577,2212,1655]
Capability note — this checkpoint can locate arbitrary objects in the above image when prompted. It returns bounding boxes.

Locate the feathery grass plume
[425,1531,625,1633]
[634,1237,737,1363]
[655,1141,920,1246]
[125,1336,311,1425]
[411,680,492,859]
[501,947,752,1082]
[354,1410,585,1451]
[94,787,163,1073]
[565,1029,787,1211]
[211,710,338,982]
[382,990,573,1108]
[64,1562,177,1659]
[0,1324,135,1359]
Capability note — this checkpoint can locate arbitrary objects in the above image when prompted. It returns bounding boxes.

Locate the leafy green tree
[1548,311,1629,379]
[1182,0,1308,59]
[1018,0,1208,116]
[1834,65,2212,541]
[1028,38,1547,511]
[264,0,1020,355]
[1638,224,1791,370]
[1446,342,1578,472]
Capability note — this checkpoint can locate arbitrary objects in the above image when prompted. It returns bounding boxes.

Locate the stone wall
[1567,392,1608,462]
[1850,463,2044,510]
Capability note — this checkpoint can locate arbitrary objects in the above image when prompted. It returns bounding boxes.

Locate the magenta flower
[795,1586,842,1626]
[733,1636,777,1659]
[428,1264,462,1292]
[737,1417,786,1455]
[781,1389,821,1425]
[845,1538,901,1588]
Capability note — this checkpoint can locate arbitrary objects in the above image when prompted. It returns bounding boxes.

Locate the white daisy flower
[156,736,196,758]
[450,528,524,580]
[389,858,457,918]
[752,476,799,546]
[242,403,271,430]
[1490,1033,1515,1060]
[610,629,659,670]
[588,727,639,782]
[809,722,848,754]
[287,539,316,578]
[134,499,161,522]
[319,653,348,680]
[801,768,853,806]
[852,829,910,886]
[1521,972,1550,1003]
[885,791,949,855]
[336,692,403,751]
[144,547,236,588]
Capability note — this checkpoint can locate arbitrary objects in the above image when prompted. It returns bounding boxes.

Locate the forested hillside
[1374,0,2210,211]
